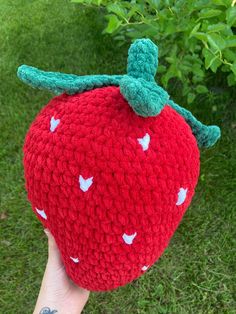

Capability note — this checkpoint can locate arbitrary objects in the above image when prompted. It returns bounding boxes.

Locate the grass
[0,0,235,313]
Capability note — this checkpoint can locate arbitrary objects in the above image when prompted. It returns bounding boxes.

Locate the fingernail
[44,229,50,236]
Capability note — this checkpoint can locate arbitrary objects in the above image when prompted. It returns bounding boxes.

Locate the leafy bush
[72,0,236,103]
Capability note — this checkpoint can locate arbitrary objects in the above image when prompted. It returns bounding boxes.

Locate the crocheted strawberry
[17,39,220,291]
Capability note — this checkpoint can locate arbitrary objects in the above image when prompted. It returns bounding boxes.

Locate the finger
[44,229,64,269]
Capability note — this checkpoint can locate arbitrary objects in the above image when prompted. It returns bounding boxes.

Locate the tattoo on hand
[39,307,58,314]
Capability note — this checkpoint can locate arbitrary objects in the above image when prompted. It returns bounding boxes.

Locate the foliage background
[73,0,236,104]
[0,1,235,313]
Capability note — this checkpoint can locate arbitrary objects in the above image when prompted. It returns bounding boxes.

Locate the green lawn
[0,1,235,313]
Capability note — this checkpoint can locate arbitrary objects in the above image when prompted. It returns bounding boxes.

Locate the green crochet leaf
[120,75,169,117]
[167,99,221,148]
[127,38,158,82]
[17,65,123,95]
[17,38,221,148]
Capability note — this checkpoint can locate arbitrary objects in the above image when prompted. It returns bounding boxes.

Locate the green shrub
[72,0,236,103]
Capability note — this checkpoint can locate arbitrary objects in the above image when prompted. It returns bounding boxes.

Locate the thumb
[44,229,64,269]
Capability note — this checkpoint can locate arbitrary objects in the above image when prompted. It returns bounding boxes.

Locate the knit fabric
[17,64,122,95]
[127,38,158,82]
[18,38,221,291]
[17,39,221,148]
[23,86,200,291]
[119,75,169,117]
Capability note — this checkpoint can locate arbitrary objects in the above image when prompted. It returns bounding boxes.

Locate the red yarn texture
[23,86,200,291]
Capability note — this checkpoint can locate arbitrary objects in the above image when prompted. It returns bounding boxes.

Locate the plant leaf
[223,48,236,61]
[198,8,222,20]
[196,85,208,93]
[226,6,236,27]
[104,14,122,34]
[192,32,208,41]
[203,48,217,69]
[190,22,201,36]
[207,33,225,51]
[157,65,166,73]
[107,3,127,19]
[146,0,161,9]
[227,72,236,86]
[230,62,236,76]
[225,35,236,48]
[187,92,196,104]
[207,23,227,33]
[211,0,231,6]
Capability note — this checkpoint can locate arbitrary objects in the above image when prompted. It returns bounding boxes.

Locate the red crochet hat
[17,39,220,291]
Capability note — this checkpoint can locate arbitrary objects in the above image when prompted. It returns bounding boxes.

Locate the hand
[33,229,90,314]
